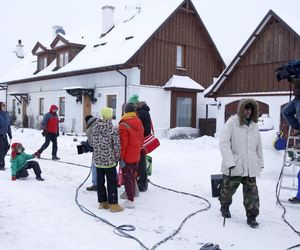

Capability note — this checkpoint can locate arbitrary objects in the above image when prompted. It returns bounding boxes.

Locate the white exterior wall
[128,85,171,138]
[6,67,172,135]
[0,89,7,103]
[7,68,141,132]
[6,66,210,136]
[214,95,291,136]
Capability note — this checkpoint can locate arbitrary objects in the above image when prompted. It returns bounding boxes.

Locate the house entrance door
[22,100,28,128]
[170,91,196,128]
[83,95,91,131]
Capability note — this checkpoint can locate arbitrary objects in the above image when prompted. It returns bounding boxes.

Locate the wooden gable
[206,10,300,97]
[32,42,47,55]
[128,0,225,88]
[50,34,69,49]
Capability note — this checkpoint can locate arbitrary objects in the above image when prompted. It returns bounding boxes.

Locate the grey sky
[0,0,299,77]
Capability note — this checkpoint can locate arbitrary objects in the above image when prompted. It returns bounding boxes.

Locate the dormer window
[38,56,47,71]
[59,51,69,67]
[176,45,186,68]
[50,34,85,70]
[32,42,56,74]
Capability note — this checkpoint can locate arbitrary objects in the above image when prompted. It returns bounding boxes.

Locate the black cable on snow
[148,180,211,250]
[40,157,90,169]
[41,157,212,249]
[74,166,149,250]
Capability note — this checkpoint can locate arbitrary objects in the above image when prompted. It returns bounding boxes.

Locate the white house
[0,0,225,135]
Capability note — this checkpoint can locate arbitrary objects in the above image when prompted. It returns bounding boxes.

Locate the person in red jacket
[35,105,60,160]
[119,103,144,208]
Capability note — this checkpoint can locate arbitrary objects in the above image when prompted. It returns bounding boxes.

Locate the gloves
[33,151,41,159]
[56,131,59,137]
[119,160,126,168]
[42,130,47,137]
[8,134,12,140]
[12,176,16,181]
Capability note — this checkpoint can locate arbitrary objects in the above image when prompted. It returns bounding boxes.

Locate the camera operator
[281,78,300,149]
[277,62,300,203]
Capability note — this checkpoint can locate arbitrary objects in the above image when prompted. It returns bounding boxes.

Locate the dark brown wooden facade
[129,0,224,88]
[206,10,300,98]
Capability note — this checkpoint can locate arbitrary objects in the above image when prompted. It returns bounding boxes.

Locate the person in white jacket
[218,98,264,228]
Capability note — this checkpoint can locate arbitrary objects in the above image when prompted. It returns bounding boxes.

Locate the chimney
[52,25,66,38]
[15,39,24,59]
[101,5,115,37]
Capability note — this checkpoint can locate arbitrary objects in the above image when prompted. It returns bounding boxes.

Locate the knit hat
[11,143,24,159]
[128,94,139,105]
[85,115,93,124]
[100,107,113,120]
[123,103,136,113]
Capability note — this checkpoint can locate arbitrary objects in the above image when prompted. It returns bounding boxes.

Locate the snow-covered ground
[1,128,300,250]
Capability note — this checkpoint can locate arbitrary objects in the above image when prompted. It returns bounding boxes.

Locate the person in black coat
[128,95,151,192]
[0,102,12,170]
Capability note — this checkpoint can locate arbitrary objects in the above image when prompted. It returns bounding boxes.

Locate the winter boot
[98,202,110,209]
[123,200,135,209]
[220,204,231,218]
[52,156,60,161]
[288,197,300,204]
[86,185,97,191]
[138,179,149,192]
[247,216,259,228]
[36,176,45,181]
[109,204,124,213]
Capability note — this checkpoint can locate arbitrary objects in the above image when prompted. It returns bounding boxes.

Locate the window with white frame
[59,51,69,67]
[59,97,65,116]
[106,94,117,119]
[176,45,185,68]
[39,98,44,115]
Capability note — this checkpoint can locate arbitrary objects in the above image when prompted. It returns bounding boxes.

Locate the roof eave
[3,63,139,85]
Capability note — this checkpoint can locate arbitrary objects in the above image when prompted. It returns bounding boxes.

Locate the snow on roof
[62,86,88,90]
[1,0,184,83]
[163,75,204,91]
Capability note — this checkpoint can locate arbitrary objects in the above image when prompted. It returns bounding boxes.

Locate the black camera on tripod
[275,60,300,82]
[76,140,93,154]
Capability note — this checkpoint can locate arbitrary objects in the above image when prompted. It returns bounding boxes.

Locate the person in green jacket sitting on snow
[10,142,44,181]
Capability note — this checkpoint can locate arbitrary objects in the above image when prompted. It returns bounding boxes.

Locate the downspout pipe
[116,69,127,103]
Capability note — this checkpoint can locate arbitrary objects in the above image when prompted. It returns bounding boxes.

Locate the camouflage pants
[219,175,260,217]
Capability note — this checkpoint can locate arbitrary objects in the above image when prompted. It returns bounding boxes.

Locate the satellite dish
[56,28,66,36]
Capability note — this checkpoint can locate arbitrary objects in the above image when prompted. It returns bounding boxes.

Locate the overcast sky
[1,0,299,78]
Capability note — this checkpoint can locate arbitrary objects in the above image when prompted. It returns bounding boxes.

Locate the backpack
[273,132,287,150]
